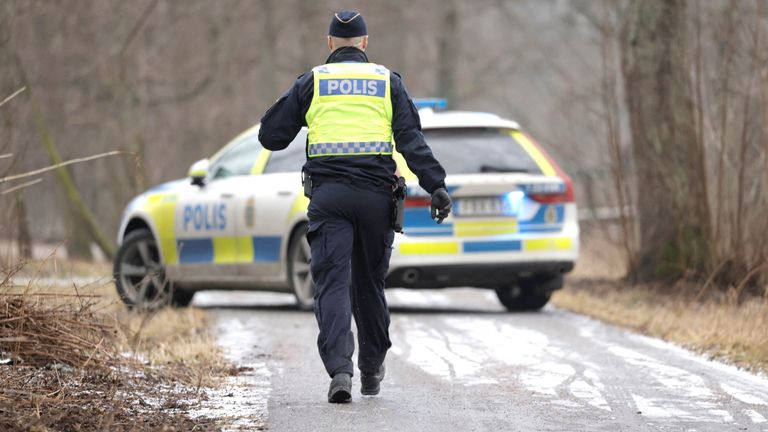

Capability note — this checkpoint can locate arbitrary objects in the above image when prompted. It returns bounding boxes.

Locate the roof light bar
[413,98,448,111]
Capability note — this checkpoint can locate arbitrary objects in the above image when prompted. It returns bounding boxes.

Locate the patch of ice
[721,382,768,405]
[744,409,767,424]
[386,290,453,307]
[395,317,491,382]
[190,361,270,430]
[550,399,581,408]
[632,394,692,419]
[519,362,574,396]
[570,379,611,411]
[628,332,768,385]
[199,313,273,430]
[608,346,714,400]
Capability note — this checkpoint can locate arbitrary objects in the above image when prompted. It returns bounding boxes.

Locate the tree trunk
[621,0,711,282]
[436,0,458,106]
[261,0,278,101]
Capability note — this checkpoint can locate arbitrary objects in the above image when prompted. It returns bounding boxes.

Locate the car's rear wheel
[495,274,562,312]
[288,223,315,310]
[114,229,194,310]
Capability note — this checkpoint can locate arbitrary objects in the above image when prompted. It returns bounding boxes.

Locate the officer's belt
[310,174,394,194]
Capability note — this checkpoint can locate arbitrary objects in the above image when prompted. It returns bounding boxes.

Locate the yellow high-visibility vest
[305,62,393,157]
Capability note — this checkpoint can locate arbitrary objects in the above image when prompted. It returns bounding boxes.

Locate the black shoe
[360,364,385,396]
[328,373,352,403]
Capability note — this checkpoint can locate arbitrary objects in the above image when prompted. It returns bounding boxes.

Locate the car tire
[114,228,192,310]
[495,274,562,312]
[288,223,315,311]
[170,288,195,307]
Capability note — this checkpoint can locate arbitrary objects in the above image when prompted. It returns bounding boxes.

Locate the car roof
[419,109,520,131]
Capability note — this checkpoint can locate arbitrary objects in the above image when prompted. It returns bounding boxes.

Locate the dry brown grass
[554,280,768,373]
[555,227,768,374]
[115,307,230,386]
[3,260,224,377]
[0,261,228,430]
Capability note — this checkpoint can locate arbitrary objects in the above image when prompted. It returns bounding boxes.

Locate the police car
[114,101,578,311]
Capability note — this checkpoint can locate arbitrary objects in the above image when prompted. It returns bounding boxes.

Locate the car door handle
[277,191,292,196]
[220,193,234,199]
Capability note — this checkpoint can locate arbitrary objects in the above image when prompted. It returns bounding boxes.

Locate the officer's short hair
[330,36,366,49]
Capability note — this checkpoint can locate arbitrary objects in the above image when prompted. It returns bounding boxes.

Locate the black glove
[431,187,452,224]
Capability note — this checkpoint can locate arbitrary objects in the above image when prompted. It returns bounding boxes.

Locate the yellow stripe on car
[251,149,271,175]
[213,236,254,263]
[393,147,418,181]
[288,194,310,220]
[144,193,179,265]
[512,131,557,177]
[453,220,518,237]
[524,237,573,251]
[400,241,459,255]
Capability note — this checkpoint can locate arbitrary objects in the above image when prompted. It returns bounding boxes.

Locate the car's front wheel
[288,223,315,311]
[114,228,194,310]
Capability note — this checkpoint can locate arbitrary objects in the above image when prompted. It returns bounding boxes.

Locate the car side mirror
[188,158,209,187]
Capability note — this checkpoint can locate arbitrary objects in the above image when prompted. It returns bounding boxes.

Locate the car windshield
[421,128,543,175]
[263,129,308,174]
[210,132,262,179]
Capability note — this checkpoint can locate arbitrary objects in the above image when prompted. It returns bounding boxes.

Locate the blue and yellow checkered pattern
[308,141,392,157]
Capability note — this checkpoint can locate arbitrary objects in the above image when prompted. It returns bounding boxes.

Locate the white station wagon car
[114,107,579,311]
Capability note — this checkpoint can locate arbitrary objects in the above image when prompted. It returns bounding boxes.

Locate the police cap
[328,10,367,38]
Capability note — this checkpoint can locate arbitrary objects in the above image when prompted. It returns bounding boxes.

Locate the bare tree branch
[0,87,25,109]
[0,151,129,184]
[116,0,160,59]
[1,178,42,195]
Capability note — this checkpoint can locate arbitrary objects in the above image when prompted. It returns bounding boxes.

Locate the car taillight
[528,176,575,204]
[405,197,432,208]
[520,131,575,204]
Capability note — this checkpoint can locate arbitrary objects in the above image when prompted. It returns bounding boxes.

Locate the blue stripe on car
[177,238,214,263]
[253,236,282,262]
[463,240,522,253]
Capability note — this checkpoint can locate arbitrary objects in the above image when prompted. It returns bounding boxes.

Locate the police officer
[259,9,452,403]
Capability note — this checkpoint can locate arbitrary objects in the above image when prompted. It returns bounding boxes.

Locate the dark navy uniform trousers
[307,180,394,378]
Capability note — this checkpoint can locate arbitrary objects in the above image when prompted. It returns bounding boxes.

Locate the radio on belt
[302,168,313,199]
[392,176,406,233]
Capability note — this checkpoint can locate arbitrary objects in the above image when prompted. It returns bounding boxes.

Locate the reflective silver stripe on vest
[308,141,392,156]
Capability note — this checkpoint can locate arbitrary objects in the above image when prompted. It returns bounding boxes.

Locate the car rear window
[421,128,543,175]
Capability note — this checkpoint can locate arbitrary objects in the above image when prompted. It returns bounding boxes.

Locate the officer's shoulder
[389,70,404,85]
[388,71,406,93]
[294,72,314,86]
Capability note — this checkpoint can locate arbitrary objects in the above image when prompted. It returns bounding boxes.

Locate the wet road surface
[194,288,768,431]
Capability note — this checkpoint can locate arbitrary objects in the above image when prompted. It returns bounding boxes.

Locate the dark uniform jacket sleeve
[390,72,447,194]
[259,73,314,150]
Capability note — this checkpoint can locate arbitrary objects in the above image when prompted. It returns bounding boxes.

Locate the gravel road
[194,288,768,431]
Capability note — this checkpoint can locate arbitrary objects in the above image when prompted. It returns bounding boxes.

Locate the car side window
[210,134,262,180]
[263,129,308,174]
